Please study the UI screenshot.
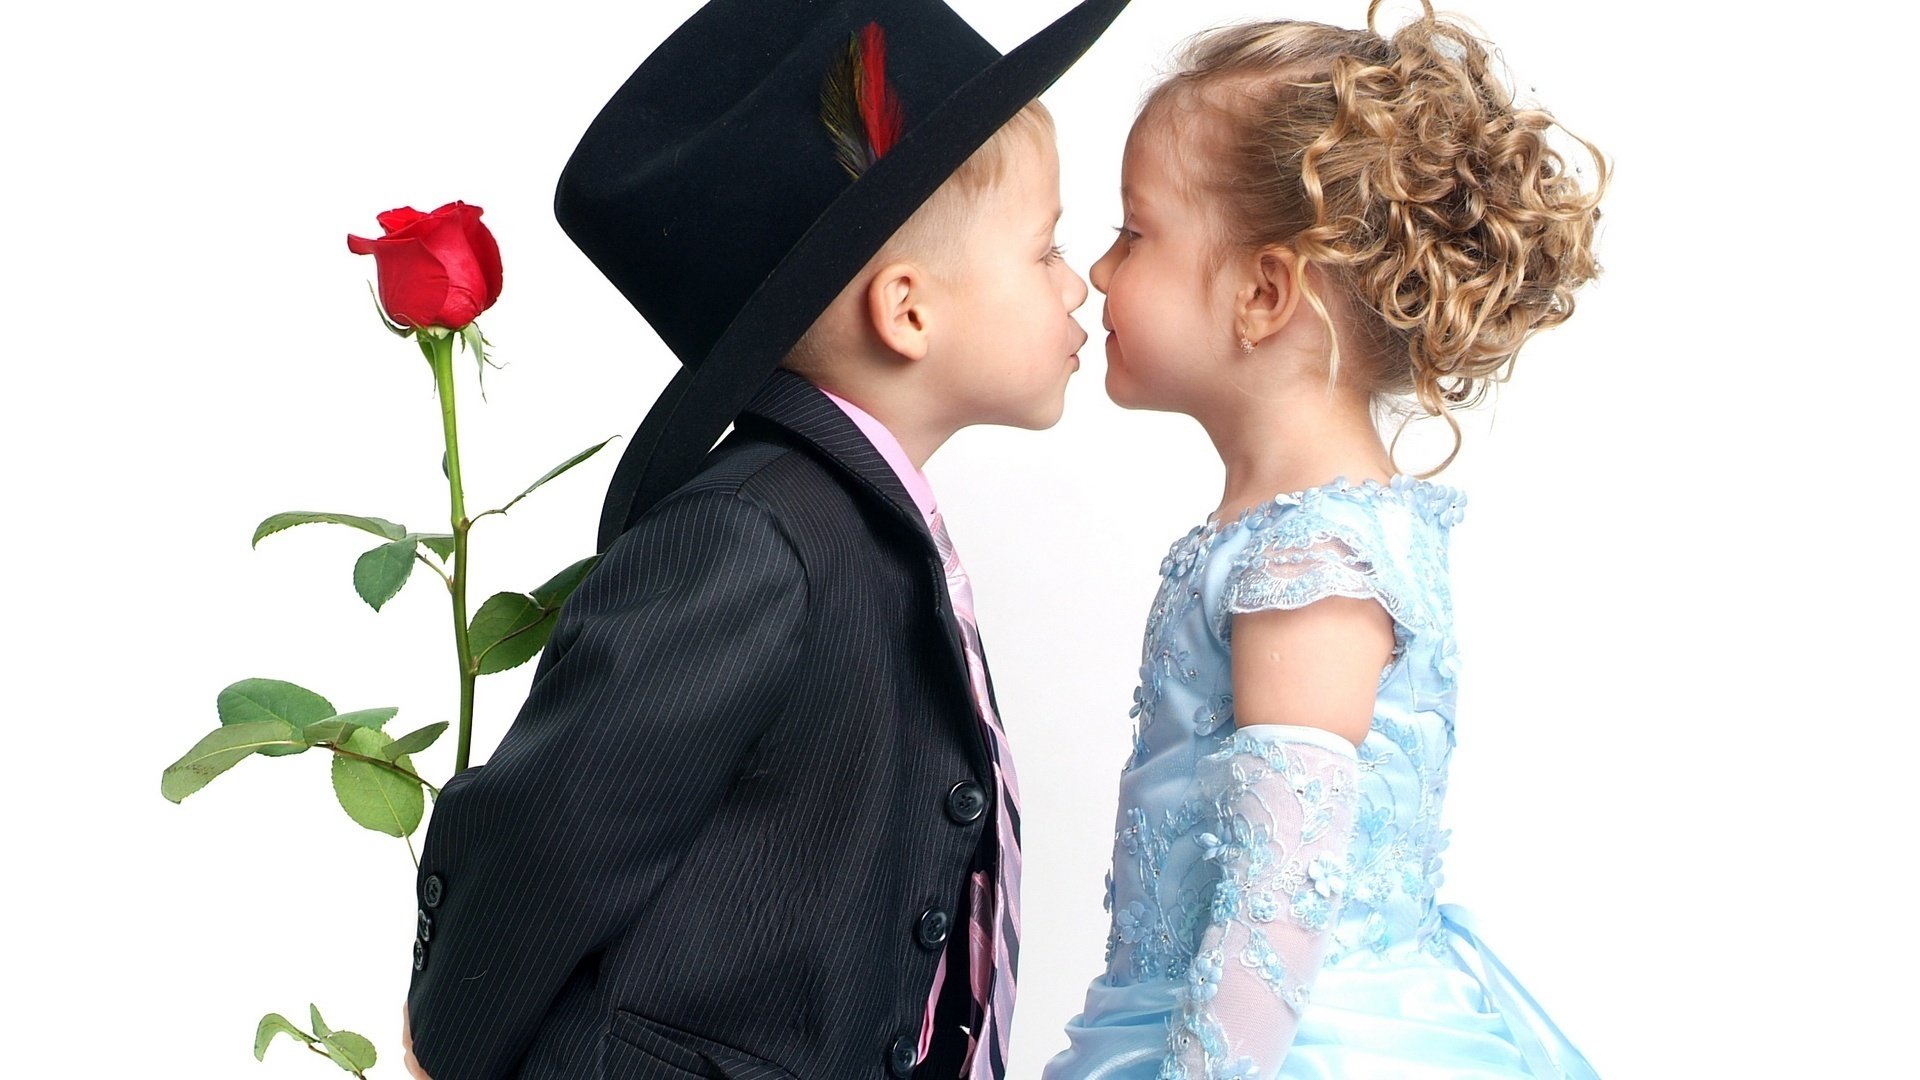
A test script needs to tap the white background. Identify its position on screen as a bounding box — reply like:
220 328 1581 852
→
4 1 1911 1076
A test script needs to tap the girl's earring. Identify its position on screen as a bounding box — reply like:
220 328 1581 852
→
1238 334 1254 353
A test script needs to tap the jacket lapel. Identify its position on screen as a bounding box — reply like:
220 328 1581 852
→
733 368 990 765
735 368 929 534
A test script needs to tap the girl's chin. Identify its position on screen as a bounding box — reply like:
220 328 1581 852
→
1103 367 1180 414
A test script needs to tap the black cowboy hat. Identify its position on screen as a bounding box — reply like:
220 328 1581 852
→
555 0 1131 553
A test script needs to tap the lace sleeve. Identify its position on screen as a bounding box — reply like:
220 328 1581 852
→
1223 505 1382 611
1216 499 1417 651
1162 725 1359 1080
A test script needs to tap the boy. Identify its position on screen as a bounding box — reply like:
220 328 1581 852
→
401 1 1129 1078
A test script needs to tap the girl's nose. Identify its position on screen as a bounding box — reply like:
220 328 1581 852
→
1090 236 1120 294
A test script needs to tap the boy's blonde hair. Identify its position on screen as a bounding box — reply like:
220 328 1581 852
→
1142 1 1607 473
783 99 1056 375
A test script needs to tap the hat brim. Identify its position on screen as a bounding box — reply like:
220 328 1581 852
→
596 0 1130 552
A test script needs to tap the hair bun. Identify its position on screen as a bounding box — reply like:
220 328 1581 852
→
1342 4 1608 406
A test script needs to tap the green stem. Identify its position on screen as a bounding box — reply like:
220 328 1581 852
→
427 332 477 774
414 550 453 590
324 743 442 798
300 1038 366 1079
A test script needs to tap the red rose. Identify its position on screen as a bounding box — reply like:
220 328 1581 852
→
347 201 503 331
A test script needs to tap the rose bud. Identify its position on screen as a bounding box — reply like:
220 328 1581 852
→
347 201 503 332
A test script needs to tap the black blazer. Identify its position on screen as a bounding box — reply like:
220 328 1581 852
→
406 368 1008 1080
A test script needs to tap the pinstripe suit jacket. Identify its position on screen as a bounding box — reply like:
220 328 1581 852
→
406 367 1005 1080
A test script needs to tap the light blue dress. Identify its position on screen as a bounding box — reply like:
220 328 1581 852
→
1042 476 1597 1080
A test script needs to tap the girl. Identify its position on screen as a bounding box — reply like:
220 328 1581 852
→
1043 4 1605 1077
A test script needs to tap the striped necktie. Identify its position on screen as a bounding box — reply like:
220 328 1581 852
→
927 508 1021 1080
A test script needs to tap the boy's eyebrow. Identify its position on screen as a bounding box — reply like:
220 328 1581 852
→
1034 206 1063 235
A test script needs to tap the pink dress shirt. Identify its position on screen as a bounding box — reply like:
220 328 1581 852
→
816 386 1002 1075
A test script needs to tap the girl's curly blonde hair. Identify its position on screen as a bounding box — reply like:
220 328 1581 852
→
1143 1 1608 473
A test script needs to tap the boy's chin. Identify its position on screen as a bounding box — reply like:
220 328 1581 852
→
1006 387 1071 430
1010 400 1068 430
956 396 1066 432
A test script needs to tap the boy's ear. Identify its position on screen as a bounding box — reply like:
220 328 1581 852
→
1238 246 1305 346
864 260 932 362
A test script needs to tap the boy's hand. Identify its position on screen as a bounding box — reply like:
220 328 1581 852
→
402 1003 432 1080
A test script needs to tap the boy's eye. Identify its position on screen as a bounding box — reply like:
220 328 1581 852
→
1045 244 1066 264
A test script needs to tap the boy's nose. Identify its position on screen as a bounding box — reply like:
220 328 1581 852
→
1067 265 1090 311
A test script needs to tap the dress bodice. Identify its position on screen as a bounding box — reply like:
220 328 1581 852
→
1101 475 1469 988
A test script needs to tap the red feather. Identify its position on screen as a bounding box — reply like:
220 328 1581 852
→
856 22 903 160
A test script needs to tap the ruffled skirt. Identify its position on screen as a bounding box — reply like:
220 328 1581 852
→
1039 906 1597 1080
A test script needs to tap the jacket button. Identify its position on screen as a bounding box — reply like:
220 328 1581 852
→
423 873 444 909
417 908 433 943
917 908 951 950
413 939 427 972
946 780 986 824
887 1034 917 1077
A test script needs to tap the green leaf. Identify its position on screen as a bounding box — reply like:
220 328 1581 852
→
384 721 449 759
493 438 614 516
216 678 336 757
460 322 501 409
309 1003 332 1039
252 511 407 549
303 708 395 746
298 719 360 746
467 557 598 675
320 1030 378 1073
529 555 599 609
468 591 550 675
353 539 416 611
162 720 300 803
458 320 495 400
332 706 397 732
414 533 456 561
330 727 424 836
460 321 499 371
254 1012 313 1061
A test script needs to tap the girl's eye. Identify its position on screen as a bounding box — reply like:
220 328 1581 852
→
1045 244 1066 264
1112 225 1139 242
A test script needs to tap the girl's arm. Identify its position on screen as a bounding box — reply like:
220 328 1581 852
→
1163 597 1387 1079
